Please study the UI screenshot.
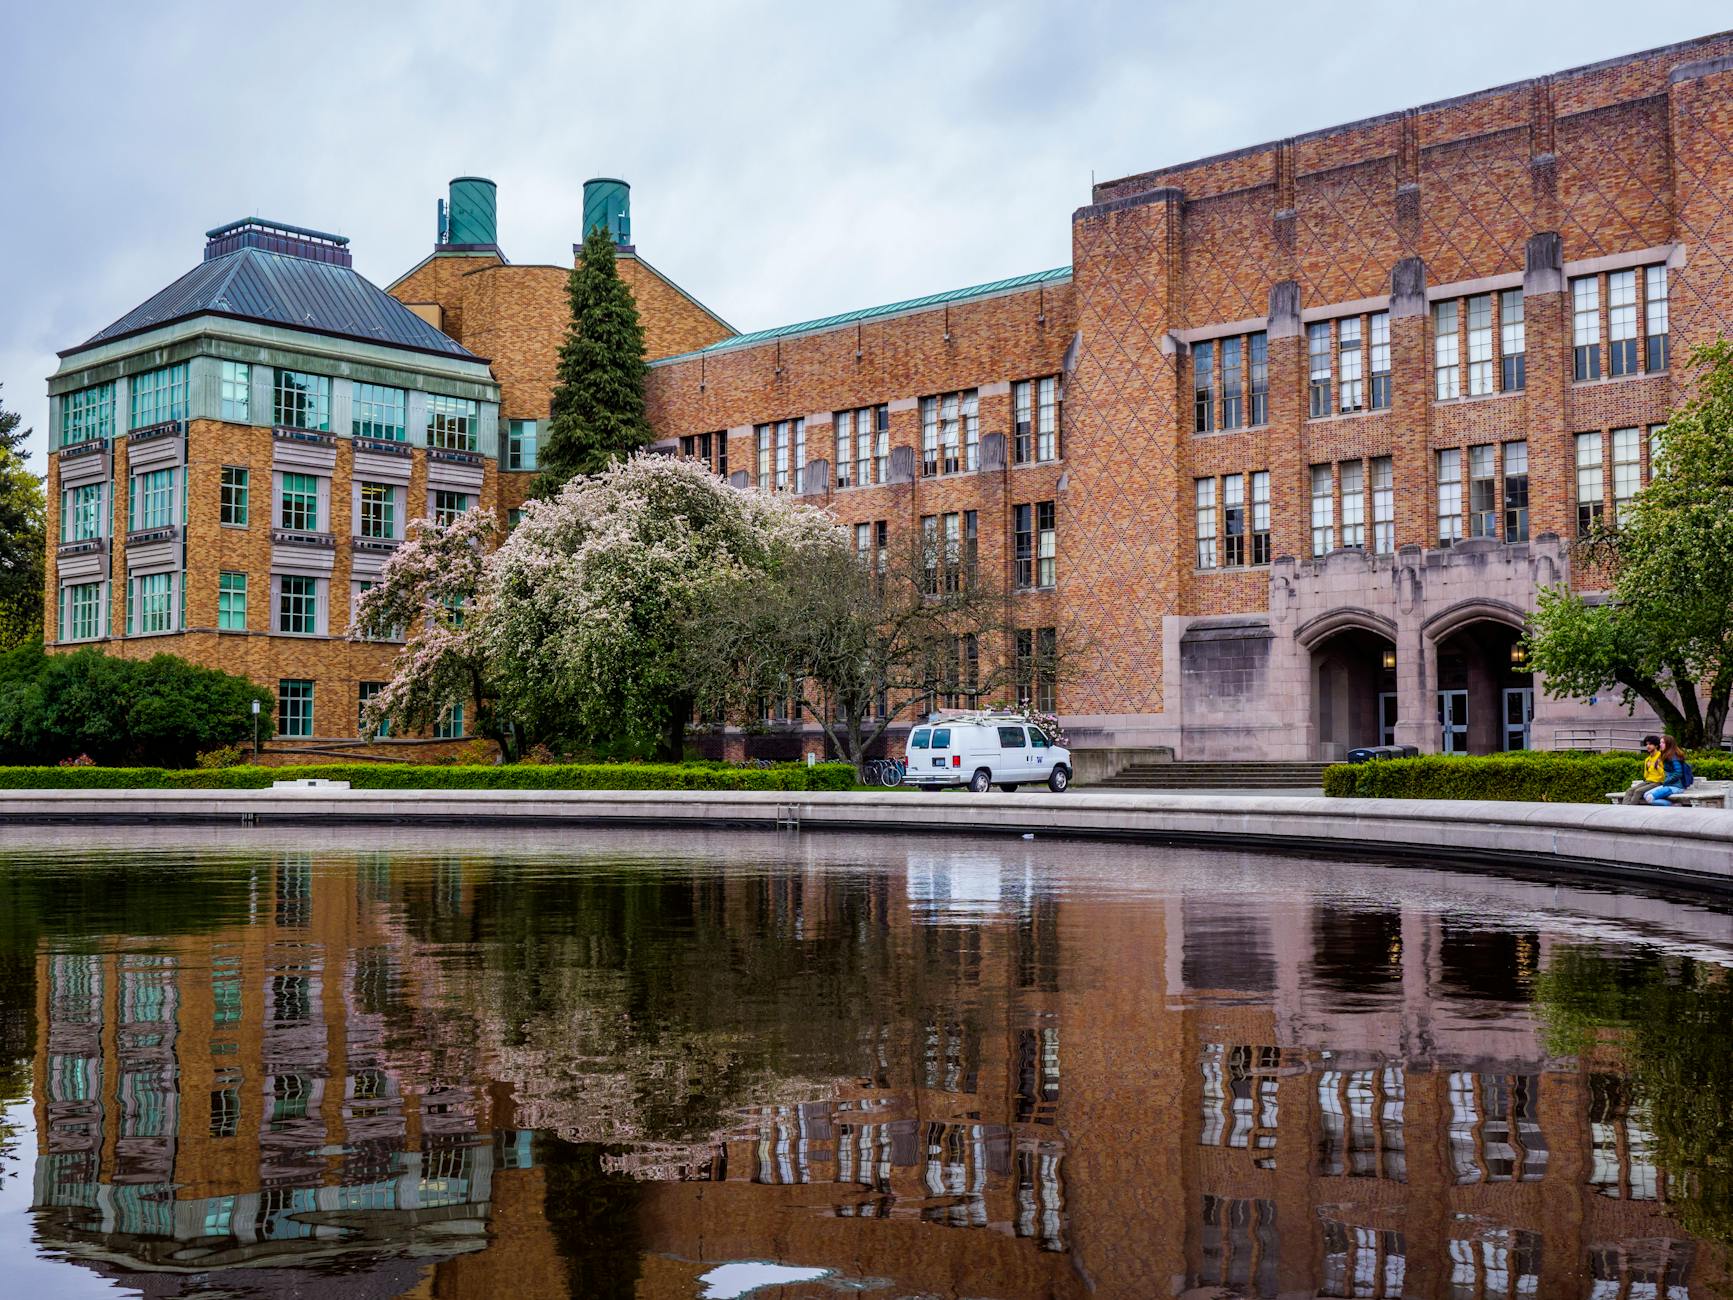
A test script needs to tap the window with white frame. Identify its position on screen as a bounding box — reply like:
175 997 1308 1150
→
1466 294 1493 396
278 472 319 532
754 418 803 491
220 466 249 526
1434 300 1460 399
1338 317 1363 413
1219 338 1243 430
1369 312 1391 409
129 468 177 532
507 419 539 470
278 679 314 738
60 483 105 543
1611 427 1641 525
358 482 397 539
273 369 331 431
1608 270 1639 377
59 582 104 641
1013 377 1061 461
60 382 115 447
219 361 250 422
1222 473 1245 567
1193 340 1214 433
353 384 407 440
839 406 889 485
1468 445 1497 538
128 571 175 635
1195 478 1217 569
1576 432 1604 537
1249 332 1269 426
1308 323 1331 417
1503 440 1528 542
1251 471 1271 565
1035 501 1056 588
1310 464 1334 556
834 412 855 488
426 395 478 451
1500 290 1525 391
920 390 977 475
1572 276 1601 380
1645 265 1669 372
1372 457 1394 555
1437 449 1463 546
129 363 188 429
1340 459 1365 549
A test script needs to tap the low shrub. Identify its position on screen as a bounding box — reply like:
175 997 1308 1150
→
1323 752 1733 802
0 761 858 793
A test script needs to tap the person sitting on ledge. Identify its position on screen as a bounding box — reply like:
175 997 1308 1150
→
1643 736 1694 807
1621 734 1665 805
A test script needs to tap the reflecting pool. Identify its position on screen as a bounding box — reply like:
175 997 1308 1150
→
0 826 1729 1299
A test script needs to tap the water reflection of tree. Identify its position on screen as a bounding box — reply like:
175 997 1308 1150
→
1535 946 1733 1247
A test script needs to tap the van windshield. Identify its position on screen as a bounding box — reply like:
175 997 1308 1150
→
931 728 951 748
911 729 930 749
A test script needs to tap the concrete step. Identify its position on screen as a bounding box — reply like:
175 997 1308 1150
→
1093 761 1329 790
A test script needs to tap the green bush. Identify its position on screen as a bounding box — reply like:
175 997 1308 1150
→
1323 752 1733 802
0 760 857 793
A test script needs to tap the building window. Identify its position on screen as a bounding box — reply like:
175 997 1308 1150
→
1251 471 1271 565
1310 464 1334 556
1572 276 1601 381
1369 312 1391 410
427 395 478 451
433 490 469 525
219 361 250 422
1222 473 1245 567
59 582 104 641
921 390 977 475
357 682 388 737
1468 445 1496 539
1194 340 1215 432
1503 440 1529 542
1308 322 1331 418
1338 318 1363 413
220 467 248 526
1195 478 1217 569
1015 628 1057 713
1371 457 1394 555
129 468 177 532
1606 269 1640 377
505 419 539 470
754 418 803 491
358 483 396 539
836 406 886 486
60 483 105 543
353 384 407 440
1249 331 1269 426
278 679 314 738
1645 265 1669 372
1013 504 1034 589
129 363 188 429
920 515 940 594
279 472 319 532
1035 501 1056 588
1437 449 1463 546
435 701 464 740
276 575 318 636
1218 338 1243 430
1466 294 1493 396
1340 460 1365 550
1434 300 1460 399
1612 427 1641 525
1576 433 1604 537
129 572 175 635
834 415 854 488
218 572 247 631
1500 290 1525 391
1014 377 1061 462
273 369 330 431
59 382 116 447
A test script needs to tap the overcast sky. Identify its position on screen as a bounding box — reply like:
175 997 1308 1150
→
1 1 1722 471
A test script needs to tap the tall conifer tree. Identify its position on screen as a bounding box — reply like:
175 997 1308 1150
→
534 225 651 496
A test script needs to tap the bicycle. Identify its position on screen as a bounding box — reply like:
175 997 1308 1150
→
876 757 905 788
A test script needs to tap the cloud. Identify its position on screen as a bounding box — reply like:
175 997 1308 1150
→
1 0 1717 471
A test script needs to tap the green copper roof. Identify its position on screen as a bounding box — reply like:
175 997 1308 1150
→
653 265 1071 365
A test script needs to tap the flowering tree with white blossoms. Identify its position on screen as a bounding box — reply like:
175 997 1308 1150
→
353 506 498 744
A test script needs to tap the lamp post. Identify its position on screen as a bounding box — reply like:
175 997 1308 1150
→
252 698 261 763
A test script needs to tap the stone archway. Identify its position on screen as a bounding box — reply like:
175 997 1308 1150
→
1298 610 1399 761
1422 601 1534 754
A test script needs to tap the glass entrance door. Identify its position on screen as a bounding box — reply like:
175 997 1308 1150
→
1503 687 1534 751
1378 693 1398 747
1438 690 1468 754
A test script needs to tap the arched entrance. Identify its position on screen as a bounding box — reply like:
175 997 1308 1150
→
1306 621 1398 761
1428 608 1534 754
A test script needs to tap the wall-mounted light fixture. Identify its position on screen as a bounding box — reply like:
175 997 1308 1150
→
1381 649 1397 670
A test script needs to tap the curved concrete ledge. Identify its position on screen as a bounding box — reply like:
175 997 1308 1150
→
2 788 1730 892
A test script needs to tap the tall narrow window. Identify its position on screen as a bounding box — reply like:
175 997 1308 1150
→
129 572 174 635
353 384 407 440
1369 312 1391 410
792 418 807 492
1194 340 1214 432
920 397 939 476
1612 427 1641 525
1608 270 1638 377
1035 501 1056 588
1576 432 1605 537
1036 377 1059 460
1466 294 1493 396
775 420 794 491
1502 440 1529 542
1251 471 1271 565
1222 473 1245 567
61 483 105 543
1195 478 1217 569
834 410 854 488
1308 323 1331 418
358 483 395 539
963 510 979 585
1645 266 1669 372
755 425 771 486
1013 504 1034 590
219 361 251 422
1035 627 1057 713
59 582 105 641
1468 445 1497 538
1437 449 1463 546
130 468 177 532
1572 276 1601 381
1340 460 1365 549
506 419 539 470
872 406 889 483
1013 381 1034 463
961 390 979 472
1337 318 1363 414
1371 457 1394 555
279 473 319 532
1249 332 1269 426
1434 300 1460 399
1500 290 1525 391
358 682 388 737
941 393 961 474
1310 464 1335 556
1219 339 1243 429
221 467 249 526
218 572 247 631
942 512 963 593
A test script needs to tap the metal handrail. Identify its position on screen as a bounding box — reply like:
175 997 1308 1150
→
1551 726 1650 751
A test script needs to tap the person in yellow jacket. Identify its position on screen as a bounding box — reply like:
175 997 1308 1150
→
1621 734 1664 804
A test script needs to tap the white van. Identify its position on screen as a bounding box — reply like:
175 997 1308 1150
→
902 712 1072 793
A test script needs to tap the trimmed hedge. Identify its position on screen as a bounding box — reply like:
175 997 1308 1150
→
1323 752 1733 802
0 761 857 793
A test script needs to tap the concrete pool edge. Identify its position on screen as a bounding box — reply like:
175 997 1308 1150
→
1 788 1730 892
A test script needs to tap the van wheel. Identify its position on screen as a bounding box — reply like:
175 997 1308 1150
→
999 784 1020 793
969 769 993 794
1047 766 1070 793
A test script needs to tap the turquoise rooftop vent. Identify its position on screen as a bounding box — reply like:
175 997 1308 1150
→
444 176 498 248
582 178 631 247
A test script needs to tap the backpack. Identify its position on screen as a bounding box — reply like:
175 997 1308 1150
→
1679 760 1695 789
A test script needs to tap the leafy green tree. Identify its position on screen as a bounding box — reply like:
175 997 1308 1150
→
0 384 45 650
533 226 651 496
1527 340 1733 747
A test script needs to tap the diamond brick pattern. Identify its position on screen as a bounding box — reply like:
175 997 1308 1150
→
1418 131 1535 285
1293 158 1402 305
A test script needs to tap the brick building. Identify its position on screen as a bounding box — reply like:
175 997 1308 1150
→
43 35 1733 759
